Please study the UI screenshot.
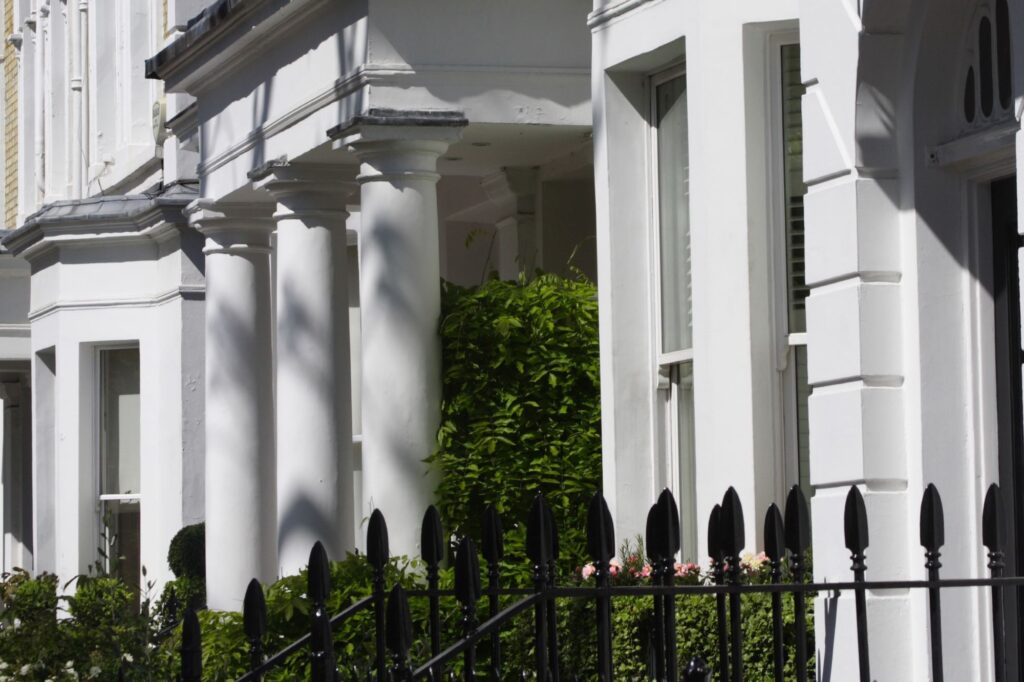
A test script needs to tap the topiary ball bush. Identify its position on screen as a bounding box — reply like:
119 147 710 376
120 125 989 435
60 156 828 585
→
168 522 205 579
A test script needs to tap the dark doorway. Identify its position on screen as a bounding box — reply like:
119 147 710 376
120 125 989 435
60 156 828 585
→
992 175 1022 680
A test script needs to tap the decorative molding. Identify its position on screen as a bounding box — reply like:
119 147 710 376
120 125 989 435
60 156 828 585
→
197 63 589 181
2 182 199 260
28 286 206 322
196 66 368 177
928 119 1017 171
587 0 657 30
326 108 468 141
147 0 332 89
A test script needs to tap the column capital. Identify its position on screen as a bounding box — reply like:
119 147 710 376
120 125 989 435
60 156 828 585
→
185 199 275 255
250 161 358 220
328 109 467 183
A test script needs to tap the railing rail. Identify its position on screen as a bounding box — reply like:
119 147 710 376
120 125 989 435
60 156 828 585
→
178 482 1021 681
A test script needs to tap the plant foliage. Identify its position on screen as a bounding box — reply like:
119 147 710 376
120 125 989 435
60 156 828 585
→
0 570 162 679
168 523 205 579
430 273 602 581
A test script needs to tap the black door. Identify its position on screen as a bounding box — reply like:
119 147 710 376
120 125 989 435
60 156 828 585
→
992 175 1022 680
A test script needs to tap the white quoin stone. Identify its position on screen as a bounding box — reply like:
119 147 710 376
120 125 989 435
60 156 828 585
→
256 164 358 574
337 121 464 558
188 201 277 610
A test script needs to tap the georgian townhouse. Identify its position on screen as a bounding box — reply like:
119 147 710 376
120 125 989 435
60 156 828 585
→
0 0 1020 679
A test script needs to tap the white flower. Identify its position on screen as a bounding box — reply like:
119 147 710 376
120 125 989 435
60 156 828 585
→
87 666 101 679
18 665 30 676
0 662 8 670
64 661 74 669
121 653 133 663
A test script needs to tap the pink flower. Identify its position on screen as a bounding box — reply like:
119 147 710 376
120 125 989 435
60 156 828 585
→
609 559 622 577
581 564 596 580
674 562 700 577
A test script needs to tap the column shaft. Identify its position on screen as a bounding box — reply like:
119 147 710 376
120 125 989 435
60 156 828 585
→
344 129 461 556
192 205 276 610
262 169 355 574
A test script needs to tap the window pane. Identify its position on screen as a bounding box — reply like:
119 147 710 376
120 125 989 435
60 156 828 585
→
781 45 807 334
656 75 692 353
101 348 140 495
103 499 140 596
675 362 698 562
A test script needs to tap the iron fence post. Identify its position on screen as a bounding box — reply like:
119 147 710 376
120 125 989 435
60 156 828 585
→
984 484 1006 682
844 486 871 682
243 578 267 680
386 584 414 682
721 488 745 682
368 510 391 682
308 542 336 682
920 484 945 682
707 505 729 682
785 486 811 682
587 492 615 682
764 504 786 682
422 506 445 681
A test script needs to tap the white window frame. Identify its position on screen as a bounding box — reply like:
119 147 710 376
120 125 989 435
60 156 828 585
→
765 30 809 497
95 344 141 576
648 60 698 561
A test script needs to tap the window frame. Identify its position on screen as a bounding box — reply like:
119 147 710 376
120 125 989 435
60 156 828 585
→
94 344 141 579
765 30 809 498
649 61 691 367
648 60 698 560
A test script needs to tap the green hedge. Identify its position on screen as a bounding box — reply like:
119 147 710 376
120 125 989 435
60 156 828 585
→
429 273 602 582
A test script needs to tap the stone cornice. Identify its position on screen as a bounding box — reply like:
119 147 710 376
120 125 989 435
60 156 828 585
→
326 108 469 141
146 0 268 81
1 182 200 261
146 0 331 92
587 0 657 31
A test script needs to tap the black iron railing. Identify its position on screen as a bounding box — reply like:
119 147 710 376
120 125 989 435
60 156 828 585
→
179 483 1024 681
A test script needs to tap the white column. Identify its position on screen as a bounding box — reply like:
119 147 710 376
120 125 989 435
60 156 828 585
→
255 164 357 574
481 168 539 280
337 117 464 557
187 201 276 610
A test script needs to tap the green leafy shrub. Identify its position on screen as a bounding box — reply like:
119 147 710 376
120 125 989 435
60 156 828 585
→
168 523 205 579
430 273 602 582
0 571 163 679
160 523 207 622
156 552 462 681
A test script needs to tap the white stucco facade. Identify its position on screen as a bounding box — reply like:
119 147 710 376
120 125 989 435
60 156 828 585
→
0 0 1020 678
592 0 1024 679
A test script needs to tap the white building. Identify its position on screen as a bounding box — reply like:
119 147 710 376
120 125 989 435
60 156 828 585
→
0 0 1021 679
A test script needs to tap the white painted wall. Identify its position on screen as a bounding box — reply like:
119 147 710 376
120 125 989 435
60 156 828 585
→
20 226 204 593
592 0 799 553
